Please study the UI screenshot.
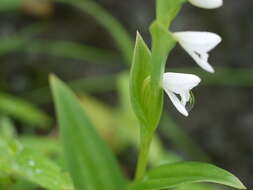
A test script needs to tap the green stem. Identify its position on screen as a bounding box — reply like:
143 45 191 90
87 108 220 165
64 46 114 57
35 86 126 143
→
134 128 154 182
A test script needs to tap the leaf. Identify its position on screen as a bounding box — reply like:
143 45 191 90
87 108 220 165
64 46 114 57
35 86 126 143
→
174 183 220 190
0 116 17 138
129 32 152 127
0 138 73 190
79 94 119 150
129 162 246 190
24 40 119 64
20 136 62 157
50 75 127 190
13 148 73 190
0 93 52 128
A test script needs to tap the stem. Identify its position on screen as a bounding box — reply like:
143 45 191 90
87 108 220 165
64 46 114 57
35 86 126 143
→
134 128 154 182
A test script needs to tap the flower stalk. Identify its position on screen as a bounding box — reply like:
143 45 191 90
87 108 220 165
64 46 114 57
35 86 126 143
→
131 0 223 183
134 127 154 181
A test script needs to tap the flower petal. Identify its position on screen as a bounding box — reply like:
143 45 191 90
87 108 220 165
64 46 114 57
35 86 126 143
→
173 32 221 73
180 91 191 106
173 32 222 52
188 0 223 9
164 90 189 117
162 72 201 94
184 49 215 73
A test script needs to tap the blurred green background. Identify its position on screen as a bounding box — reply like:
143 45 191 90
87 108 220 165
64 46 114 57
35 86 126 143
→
0 0 252 189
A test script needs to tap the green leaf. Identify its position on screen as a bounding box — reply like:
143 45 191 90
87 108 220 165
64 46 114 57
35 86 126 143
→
20 136 62 157
0 93 52 128
129 162 246 190
0 116 16 138
13 148 73 190
174 183 220 190
130 33 151 126
130 33 163 130
50 75 127 190
0 138 73 190
24 40 119 64
156 0 185 27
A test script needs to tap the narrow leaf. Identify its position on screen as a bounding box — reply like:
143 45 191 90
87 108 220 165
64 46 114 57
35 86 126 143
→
24 40 118 64
0 93 51 128
130 32 152 127
0 116 16 138
129 162 246 190
50 75 127 190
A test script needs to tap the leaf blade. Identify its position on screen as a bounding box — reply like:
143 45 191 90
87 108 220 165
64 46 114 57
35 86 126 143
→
50 75 127 190
0 93 51 128
129 162 246 190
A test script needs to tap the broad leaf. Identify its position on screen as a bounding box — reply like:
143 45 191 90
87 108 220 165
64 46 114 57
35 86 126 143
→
129 161 246 190
50 75 127 190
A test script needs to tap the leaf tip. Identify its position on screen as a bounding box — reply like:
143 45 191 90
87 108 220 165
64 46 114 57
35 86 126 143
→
49 73 57 83
236 180 247 190
135 31 145 44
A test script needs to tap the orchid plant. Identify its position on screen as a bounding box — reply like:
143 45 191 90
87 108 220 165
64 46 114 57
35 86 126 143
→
48 0 246 190
130 0 244 186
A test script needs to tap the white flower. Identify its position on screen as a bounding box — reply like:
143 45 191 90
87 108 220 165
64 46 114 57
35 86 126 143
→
162 72 201 116
188 0 223 9
173 31 222 73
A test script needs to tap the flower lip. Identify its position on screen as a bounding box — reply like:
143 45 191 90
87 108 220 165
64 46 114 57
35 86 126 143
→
188 0 223 9
162 72 201 116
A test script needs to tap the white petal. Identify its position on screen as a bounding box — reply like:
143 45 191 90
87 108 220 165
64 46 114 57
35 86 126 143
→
164 90 189 117
162 72 201 94
184 48 215 73
173 32 222 52
180 91 191 106
188 0 223 9
173 32 221 73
